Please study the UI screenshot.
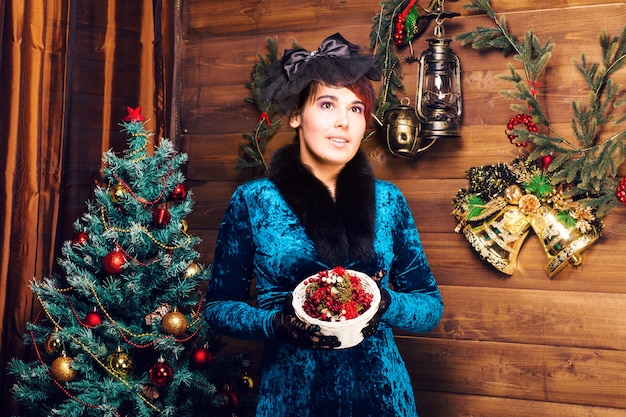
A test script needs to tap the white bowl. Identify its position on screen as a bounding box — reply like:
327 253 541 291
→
292 269 381 349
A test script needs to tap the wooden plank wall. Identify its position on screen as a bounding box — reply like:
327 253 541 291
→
177 1 626 415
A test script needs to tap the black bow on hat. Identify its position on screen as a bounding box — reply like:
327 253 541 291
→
261 33 381 113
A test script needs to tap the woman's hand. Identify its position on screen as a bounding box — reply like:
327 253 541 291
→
272 294 341 349
362 270 391 338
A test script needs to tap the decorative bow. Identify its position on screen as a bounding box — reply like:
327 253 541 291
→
282 33 353 79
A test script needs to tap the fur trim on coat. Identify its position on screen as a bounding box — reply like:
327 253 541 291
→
267 144 375 266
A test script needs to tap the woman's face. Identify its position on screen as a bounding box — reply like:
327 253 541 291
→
290 84 366 171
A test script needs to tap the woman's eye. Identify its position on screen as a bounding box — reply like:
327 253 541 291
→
320 101 334 109
351 105 364 114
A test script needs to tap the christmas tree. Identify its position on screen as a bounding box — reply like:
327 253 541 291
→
7 107 255 417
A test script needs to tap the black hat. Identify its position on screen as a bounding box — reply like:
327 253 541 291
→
261 33 381 114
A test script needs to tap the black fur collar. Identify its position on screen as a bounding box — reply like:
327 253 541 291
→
267 144 376 266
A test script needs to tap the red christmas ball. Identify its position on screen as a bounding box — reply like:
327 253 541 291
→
216 389 239 411
103 251 126 275
149 359 174 387
171 183 187 201
84 310 103 328
189 346 213 370
541 155 553 170
72 231 89 246
153 207 171 228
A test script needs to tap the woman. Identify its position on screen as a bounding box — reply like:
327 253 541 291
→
205 33 444 417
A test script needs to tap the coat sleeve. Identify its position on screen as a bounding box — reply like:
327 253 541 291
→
204 186 276 340
382 186 444 333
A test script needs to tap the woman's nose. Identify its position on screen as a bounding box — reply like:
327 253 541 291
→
335 110 349 128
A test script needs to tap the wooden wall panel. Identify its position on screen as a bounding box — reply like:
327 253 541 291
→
178 0 626 415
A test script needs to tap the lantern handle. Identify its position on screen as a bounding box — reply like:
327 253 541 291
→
415 136 438 153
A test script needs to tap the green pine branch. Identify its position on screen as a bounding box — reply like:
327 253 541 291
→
238 37 283 173
370 0 409 120
457 0 626 217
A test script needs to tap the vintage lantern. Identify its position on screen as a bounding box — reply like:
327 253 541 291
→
416 5 462 139
380 98 437 158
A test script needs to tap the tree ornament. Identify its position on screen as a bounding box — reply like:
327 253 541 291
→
72 230 89 246
110 184 127 204
238 372 254 391
103 250 126 275
140 383 160 400
189 345 213 370
153 206 171 228
83 309 103 328
180 218 189 234
145 303 171 326
162 309 188 337
44 332 63 356
149 358 174 387
216 385 239 411
51 353 77 382
184 262 200 279
107 347 134 379
505 114 538 147
123 106 145 123
171 183 187 201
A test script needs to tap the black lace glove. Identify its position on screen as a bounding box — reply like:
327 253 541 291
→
362 270 391 338
272 294 341 349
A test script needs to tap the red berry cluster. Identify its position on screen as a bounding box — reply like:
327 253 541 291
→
616 177 626 206
302 268 373 322
505 114 538 147
394 15 406 46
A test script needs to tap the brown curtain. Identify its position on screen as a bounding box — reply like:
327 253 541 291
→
0 0 176 414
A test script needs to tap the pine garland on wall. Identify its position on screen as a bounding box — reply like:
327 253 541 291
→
455 0 626 217
452 0 626 277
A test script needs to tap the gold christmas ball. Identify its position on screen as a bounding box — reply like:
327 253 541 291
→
44 333 62 356
162 310 188 337
504 185 524 204
239 373 254 391
110 184 127 204
107 349 134 379
180 218 189 234
184 262 200 279
51 355 77 382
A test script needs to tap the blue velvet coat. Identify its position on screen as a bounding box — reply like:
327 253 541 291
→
205 145 443 417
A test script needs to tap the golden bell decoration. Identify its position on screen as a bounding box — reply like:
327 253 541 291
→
51 352 77 382
107 347 134 379
162 309 188 337
528 206 601 278
462 202 531 275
